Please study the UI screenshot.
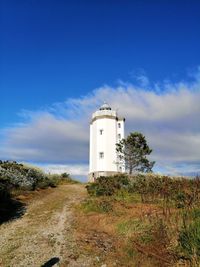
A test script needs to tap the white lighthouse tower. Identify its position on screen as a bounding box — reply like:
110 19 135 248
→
89 103 125 182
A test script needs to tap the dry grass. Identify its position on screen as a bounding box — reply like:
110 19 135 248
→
75 196 184 267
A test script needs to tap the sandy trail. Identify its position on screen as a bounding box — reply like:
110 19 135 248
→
0 184 93 267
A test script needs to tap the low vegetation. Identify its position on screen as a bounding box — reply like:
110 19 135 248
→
0 160 76 223
1 159 199 266
80 173 200 266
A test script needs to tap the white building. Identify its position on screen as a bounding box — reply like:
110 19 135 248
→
89 103 125 182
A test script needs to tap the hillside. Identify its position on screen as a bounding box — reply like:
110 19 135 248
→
1 174 200 267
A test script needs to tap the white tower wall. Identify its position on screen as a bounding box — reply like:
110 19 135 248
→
89 104 125 182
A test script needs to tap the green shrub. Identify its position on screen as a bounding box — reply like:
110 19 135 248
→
86 174 130 196
61 172 70 179
0 161 72 195
60 173 79 184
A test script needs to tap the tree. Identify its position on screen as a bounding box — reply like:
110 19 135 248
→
116 132 155 174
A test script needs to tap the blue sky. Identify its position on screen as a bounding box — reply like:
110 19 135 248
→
1 0 200 179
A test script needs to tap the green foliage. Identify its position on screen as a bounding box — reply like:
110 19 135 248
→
175 192 187 208
189 208 200 220
86 174 130 196
113 189 136 203
36 174 60 189
87 173 200 210
60 173 79 184
61 172 70 179
178 217 200 264
0 160 71 199
0 160 75 225
117 218 150 236
116 132 155 174
128 174 200 210
129 173 163 202
81 198 113 213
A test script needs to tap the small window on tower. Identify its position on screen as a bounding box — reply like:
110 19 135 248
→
100 129 103 135
99 152 104 159
118 123 121 128
118 134 121 139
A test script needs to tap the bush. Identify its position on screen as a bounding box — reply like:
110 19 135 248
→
128 173 200 208
61 173 79 184
0 162 47 191
0 161 70 194
46 174 60 188
86 174 130 196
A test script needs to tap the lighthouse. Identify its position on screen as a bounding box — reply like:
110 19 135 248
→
89 103 125 182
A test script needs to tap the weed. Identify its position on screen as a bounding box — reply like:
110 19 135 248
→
81 198 113 213
117 218 150 237
139 231 154 244
178 215 200 265
113 189 136 203
124 238 138 258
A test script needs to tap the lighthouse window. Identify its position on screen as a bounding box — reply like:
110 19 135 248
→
99 152 104 159
99 129 103 135
118 123 121 128
118 134 121 139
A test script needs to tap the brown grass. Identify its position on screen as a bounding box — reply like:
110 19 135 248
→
74 197 182 267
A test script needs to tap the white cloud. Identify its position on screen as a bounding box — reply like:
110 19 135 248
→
1 113 88 163
0 69 200 176
41 163 88 176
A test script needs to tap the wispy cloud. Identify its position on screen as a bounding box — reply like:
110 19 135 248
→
0 69 200 177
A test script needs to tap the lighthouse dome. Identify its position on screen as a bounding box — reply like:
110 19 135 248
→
99 103 111 111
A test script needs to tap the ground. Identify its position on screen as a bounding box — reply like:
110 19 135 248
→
0 184 99 267
0 183 188 267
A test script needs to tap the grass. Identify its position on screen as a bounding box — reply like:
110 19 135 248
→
113 189 140 203
77 190 190 266
117 218 151 237
80 197 113 213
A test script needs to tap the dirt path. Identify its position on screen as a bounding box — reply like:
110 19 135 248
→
0 184 94 267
